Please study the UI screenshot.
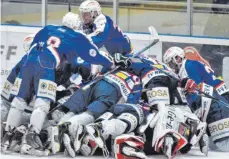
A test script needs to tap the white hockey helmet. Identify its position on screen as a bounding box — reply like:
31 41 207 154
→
23 33 36 52
79 0 102 24
163 46 185 70
62 12 81 30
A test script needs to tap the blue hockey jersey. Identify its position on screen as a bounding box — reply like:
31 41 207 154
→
31 25 114 68
83 14 132 55
179 59 228 95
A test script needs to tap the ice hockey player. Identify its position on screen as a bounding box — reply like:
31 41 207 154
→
1 34 36 143
163 46 229 152
1 12 120 156
163 46 229 102
82 55 207 159
1 33 35 122
78 0 133 55
49 55 142 157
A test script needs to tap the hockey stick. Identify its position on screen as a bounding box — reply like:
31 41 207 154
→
81 26 159 90
48 26 160 115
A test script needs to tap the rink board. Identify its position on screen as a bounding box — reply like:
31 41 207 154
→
1 25 229 90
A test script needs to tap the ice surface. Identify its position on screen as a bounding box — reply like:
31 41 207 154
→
1 148 229 159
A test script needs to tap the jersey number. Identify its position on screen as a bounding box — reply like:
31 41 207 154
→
47 36 61 48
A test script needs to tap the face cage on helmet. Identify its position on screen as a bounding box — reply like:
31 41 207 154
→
167 55 183 69
80 9 98 25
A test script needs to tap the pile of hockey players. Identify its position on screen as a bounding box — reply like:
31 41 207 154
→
1 0 229 158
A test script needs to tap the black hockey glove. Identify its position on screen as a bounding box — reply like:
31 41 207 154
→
114 53 132 69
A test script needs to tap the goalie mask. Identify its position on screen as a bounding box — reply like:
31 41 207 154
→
163 46 185 73
114 134 147 159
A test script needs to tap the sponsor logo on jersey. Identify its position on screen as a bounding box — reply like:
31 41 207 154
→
11 77 22 96
116 72 128 80
89 49 97 57
142 69 165 87
146 87 170 106
105 71 135 100
2 80 13 100
216 82 228 95
200 83 213 95
41 82 47 89
37 79 57 101
147 89 168 98
208 118 229 142
106 74 130 100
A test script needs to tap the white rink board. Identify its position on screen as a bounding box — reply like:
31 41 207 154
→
1 25 229 91
1 148 229 159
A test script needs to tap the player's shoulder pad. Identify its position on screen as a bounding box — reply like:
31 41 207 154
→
185 59 204 70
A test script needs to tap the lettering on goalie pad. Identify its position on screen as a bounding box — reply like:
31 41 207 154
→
208 118 229 142
37 79 57 101
2 80 13 100
11 77 22 96
152 106 189 148
146 87 170 106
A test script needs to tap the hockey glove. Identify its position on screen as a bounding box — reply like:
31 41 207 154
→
180 78 198 94
114 53 132 69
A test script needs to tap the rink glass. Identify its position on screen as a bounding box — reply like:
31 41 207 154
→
1 0 228 38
